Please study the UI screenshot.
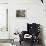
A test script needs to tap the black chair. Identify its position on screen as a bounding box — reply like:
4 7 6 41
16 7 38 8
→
19 23 40 46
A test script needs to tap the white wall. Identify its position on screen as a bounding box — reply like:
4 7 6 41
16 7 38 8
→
9 0 46 46
0 0 8 3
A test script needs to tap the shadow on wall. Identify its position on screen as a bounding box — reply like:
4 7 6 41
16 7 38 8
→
40 25 45 46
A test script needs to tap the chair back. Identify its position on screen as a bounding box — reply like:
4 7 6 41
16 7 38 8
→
27 23 40 35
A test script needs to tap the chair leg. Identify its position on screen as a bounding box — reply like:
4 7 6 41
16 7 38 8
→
30 39 34 46
20 41 21 45
30 41 34 46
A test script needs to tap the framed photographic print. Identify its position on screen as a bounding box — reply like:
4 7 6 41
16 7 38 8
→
16 10 26 17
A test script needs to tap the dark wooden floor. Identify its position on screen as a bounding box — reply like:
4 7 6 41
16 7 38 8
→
19 41 43 46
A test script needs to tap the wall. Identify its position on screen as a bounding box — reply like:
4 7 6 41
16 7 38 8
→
0 0 8 3
9 0 46 46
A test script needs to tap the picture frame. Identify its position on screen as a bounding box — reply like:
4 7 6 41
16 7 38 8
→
16 10 26 17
